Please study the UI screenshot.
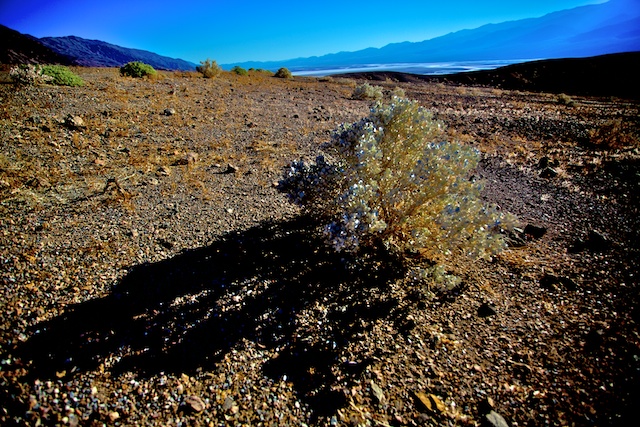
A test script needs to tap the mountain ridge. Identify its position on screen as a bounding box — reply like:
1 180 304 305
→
0 25 196 71
226 0 640 71
38 35 197 70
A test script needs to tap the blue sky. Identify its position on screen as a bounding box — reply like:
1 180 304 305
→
0 0 607 64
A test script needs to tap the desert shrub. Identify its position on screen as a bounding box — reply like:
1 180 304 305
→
196 58 222 78
40 65 84 86
274 67 293 79
279 97 511 265
557 93 575 106
391 86 406 98
352 83 383 100
253 68 274 76
231 66 248 76
590 119 638 149
120 61 157 78
9 64 53 85
9 64 84 86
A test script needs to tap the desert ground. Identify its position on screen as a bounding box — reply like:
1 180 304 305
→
0 67 638 426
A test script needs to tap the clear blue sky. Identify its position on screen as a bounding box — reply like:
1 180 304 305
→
0 0 607 64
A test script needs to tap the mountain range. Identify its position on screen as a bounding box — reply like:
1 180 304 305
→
0 24 197 71
1 0 639 74
227 0 640 72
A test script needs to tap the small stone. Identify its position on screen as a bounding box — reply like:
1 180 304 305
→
478 302 497 318
183 395 205 413
108 411 120 422
185 152 198 163
414 392 446 413
164 108 176 116
484 410 509 427
175 152 198 165
226 163 237 174
370 380 385 404
64 115 85 129
222 396 235 412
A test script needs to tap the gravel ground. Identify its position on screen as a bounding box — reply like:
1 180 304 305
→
1 68 639 426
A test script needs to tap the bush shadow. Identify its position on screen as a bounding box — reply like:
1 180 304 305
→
12 215 406 418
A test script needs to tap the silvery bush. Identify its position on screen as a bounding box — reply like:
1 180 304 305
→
280 97 511 266
9 64 53 85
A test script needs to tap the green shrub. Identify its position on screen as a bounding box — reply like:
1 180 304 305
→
253 68 274 76
231 65 248 76
274 67 293 79
120 61 157 78
196 58 222 78
41 65 84 86
352 83 383 100
279 97 511 265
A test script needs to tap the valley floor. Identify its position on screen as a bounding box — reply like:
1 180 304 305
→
0 68 639 426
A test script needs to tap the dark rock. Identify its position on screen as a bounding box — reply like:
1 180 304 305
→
478 302 497 318
584 328 605 351
157 238 174 250
225 163 237 174
539 167 558 178
586 230 611 252
537 156 559 169
164 108 176 116
524 224 547 239
537 156 550 169
569 229 612 253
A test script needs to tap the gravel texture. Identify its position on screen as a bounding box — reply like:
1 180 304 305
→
1 68 639 426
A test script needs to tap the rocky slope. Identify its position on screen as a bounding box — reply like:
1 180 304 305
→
0 68 638 426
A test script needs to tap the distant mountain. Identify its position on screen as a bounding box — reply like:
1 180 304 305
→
0 24 76 65
0 25 197 71
227 0 640 72
38 36 196 70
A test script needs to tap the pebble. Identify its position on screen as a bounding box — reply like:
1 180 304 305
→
164 108 176 116
64 114 85 129
183 395 206 413
485 410 510 427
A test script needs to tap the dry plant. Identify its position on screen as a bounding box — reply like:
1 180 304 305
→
280 97 514 271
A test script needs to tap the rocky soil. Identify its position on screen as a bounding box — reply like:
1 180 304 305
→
0 67 639 426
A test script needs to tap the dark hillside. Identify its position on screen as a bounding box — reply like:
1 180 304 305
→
0 24 76 65
340 52 640 99
38 35 197 70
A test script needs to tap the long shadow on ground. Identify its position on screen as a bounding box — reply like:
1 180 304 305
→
11 215 406 418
